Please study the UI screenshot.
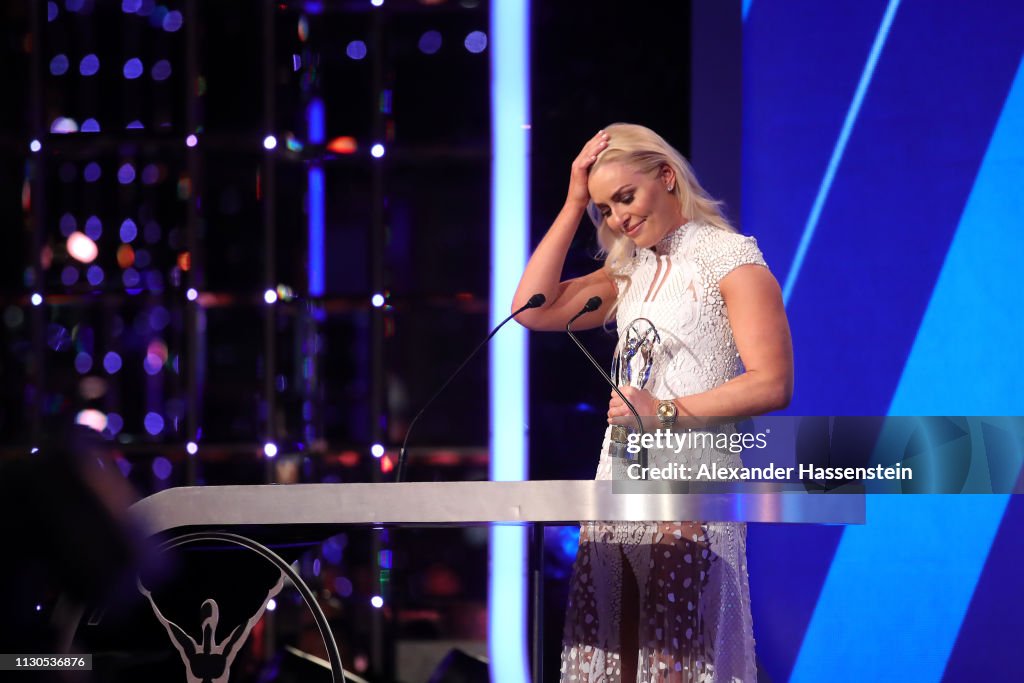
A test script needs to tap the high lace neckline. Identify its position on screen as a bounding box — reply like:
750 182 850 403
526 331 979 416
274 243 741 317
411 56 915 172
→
652 221 698 256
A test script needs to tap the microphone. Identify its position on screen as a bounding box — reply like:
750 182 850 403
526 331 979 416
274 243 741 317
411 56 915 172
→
395 293 546 482
565 297 648 469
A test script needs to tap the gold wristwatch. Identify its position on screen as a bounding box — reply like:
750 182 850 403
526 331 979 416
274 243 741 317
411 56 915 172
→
656 399 678 428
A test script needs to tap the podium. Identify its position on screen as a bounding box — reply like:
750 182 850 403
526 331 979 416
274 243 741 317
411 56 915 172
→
128 481 864 682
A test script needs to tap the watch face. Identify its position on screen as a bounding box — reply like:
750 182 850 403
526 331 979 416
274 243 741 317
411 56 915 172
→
657 402 676 417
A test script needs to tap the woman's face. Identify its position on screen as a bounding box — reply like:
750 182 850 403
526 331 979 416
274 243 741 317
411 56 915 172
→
587 161 684 249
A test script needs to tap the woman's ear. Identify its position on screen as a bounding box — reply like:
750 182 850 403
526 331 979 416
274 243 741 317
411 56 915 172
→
661 164 676 192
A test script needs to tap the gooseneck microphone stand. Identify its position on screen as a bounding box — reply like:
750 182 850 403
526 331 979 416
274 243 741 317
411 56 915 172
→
565 296 649 470
395 293 546 483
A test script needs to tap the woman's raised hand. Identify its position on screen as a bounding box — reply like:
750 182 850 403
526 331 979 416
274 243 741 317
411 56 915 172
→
566 130 610 208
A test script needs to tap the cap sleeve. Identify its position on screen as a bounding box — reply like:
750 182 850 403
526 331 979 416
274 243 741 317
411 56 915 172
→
704 230 768 283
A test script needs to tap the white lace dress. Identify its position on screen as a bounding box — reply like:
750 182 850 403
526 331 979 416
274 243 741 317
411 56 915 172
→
559 221 766 682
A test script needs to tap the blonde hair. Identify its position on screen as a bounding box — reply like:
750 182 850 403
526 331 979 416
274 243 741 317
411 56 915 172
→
587 123 735 282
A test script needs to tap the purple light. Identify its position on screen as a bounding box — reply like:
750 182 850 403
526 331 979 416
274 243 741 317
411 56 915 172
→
334 576 353 597
149 306 169 330
49 54 68 75
120 218 138 242
83 162 101 182
185 134 198 147
371 143 385 158
126 120 144 129
346 40 367 60
84 215 102 239
48 2 58 21
152 456 172 479
123 58 143 79
51 117 78 134
30 139 42 152
134 249 151 268
59 213 77 236
79 54 99 77
162 10 182 32
135 0 154 16
115 458 131 475
144 352 163 375
121 0 141 12
61 265 79 286
144 412 165 435
313 558 321 576
371 0 383 7
122 268 140 288
106 412 124 435
264 443 278 458
141 164 159 184
103 351 122 374
65 0 84 11
143 221 160 243
465 30 487 53
74 352 92 374
86 265 104 286
146 270 164 293
117 163 136 184
292 54 301 71
418 30 442 55
186 288 198 301
81 118 100 132
151 59 172 81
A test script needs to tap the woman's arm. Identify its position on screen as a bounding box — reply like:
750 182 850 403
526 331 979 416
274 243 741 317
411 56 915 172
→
512 132 617 332
608 264 793 425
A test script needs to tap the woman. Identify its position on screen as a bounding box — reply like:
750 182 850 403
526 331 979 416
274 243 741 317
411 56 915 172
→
513 124 793 682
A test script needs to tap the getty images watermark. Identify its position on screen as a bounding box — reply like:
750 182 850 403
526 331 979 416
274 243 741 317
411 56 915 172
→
622 428 913 483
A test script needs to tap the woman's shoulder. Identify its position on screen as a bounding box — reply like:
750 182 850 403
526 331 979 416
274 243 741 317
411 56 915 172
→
692 223 768 281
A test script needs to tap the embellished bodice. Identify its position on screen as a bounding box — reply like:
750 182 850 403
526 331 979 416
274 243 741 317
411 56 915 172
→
611 221 768 400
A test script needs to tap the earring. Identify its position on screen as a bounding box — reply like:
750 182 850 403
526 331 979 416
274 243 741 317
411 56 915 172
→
667 184 675 192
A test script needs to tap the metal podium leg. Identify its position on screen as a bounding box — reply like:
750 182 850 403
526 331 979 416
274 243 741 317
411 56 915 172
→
530 522 545 682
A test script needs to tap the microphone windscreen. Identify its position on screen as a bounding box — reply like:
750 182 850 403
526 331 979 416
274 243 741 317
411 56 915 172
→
585 296 602 312
526 293 547 309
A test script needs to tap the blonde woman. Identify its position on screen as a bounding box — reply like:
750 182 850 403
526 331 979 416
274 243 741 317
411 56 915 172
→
513 124 793 681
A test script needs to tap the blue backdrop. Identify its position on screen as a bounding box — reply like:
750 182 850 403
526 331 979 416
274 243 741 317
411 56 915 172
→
741 1 1024 680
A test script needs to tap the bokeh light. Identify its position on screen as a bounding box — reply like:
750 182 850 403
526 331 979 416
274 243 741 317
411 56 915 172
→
264 442 278 458
418 30 442 55
144 412 165 435
84 215 102 239
371 143 385 158
81 118 100 132
49 54 68 76
79 54 99 76
152 456 172 479
151 59 172 81
83 162 101 182
86 265 104 286
123 58 143 79
117 163 136 184
103 351 122 374
67 232 98 263
120 218 138 242
464 31 487 53
162 10 182 32
346 40 367 60
263 135 277 150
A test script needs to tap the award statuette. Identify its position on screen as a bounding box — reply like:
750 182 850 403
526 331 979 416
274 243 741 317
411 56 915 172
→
609 318 661 462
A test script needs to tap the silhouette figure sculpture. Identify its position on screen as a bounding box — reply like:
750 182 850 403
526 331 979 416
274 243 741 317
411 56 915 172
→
139 574 285 683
